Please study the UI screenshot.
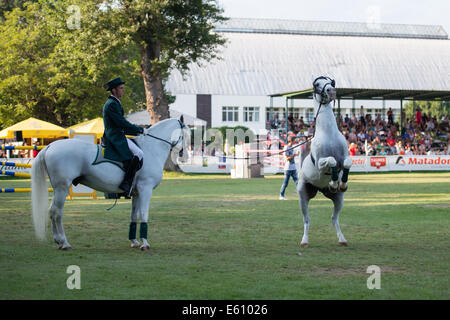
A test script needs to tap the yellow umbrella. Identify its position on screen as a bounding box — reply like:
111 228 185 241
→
68 117 104 140
0 117 68 139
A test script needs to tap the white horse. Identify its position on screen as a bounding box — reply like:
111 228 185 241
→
32 118 188 251
297 76 352 247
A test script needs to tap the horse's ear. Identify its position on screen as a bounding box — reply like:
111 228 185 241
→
180 115 184 124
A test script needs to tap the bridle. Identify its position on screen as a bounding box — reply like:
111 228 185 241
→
312 76 336 120
144 119 186 157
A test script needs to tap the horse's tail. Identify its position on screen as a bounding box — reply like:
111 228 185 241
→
31 146 49 241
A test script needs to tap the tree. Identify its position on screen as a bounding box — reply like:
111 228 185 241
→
403 100 450 121
1 0 227 170
99 0 227 170
0 0 36 20
0 1 146 128
113 0 227 124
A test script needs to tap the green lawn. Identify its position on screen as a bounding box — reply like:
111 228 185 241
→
0 172 449 299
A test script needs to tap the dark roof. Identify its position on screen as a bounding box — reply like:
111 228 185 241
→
215 18 448 40
270 88 450 101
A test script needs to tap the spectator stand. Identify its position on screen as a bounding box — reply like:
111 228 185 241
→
268 87 450 156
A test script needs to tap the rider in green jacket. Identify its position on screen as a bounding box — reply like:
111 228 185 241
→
102 77 147 195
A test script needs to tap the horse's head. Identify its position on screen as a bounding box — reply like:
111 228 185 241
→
169 116 189 163
313 76 336 105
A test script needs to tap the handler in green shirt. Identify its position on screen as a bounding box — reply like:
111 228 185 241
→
102 77 148 195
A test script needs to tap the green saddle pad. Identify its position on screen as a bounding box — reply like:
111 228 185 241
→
92 145 125 172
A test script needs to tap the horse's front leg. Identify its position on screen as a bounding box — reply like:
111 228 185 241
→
318 156 338 193
129 196 140 248
338 157 352 192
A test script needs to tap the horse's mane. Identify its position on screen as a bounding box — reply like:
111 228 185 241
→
132 118 178 144
147 118 177 132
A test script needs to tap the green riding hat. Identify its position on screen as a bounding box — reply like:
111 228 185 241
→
105 77 125 91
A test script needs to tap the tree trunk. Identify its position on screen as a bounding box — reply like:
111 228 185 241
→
140 43 181 172
140 43 169 125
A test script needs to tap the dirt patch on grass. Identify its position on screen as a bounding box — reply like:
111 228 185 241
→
420 204 450 209
308 265 409 277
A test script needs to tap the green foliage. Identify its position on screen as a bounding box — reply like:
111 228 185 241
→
0 0 227 128
212 125 252 143
0 0 145 128
0 0 36 20
111 0 228 77
403 100 450 121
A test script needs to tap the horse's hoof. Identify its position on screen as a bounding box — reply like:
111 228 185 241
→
300 243 308 248
61 246 72 251
130 240 140 248
339 242 348 247
338 184 348 192
140 245 150 251
328 186 338 193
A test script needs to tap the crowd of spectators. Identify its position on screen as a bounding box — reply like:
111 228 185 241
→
269 106 449 156
0 140 41 158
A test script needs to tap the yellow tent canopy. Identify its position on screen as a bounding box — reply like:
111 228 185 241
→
0 117 68 139
68 117 104 139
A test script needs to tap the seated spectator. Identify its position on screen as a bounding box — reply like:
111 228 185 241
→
32 140 40 158
405 145 413 155
344 114 350 125
386 135 395 148
348 143 357 156
348 130 357 143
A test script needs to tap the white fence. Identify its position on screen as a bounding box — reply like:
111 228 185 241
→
179 154 450 174
3 155 449 178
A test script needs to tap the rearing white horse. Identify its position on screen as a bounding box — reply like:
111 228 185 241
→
32 118 188 251
297 76 352 248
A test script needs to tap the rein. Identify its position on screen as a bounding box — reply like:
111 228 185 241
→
144 120 184 150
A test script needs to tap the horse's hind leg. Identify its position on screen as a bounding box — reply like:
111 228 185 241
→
129 196 140 248
49 185 72 250
297 180 317 248
330 192 348 246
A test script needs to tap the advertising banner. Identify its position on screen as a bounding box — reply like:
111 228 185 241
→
350 155 450 172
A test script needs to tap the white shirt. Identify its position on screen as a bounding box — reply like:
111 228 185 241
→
284 145 297 171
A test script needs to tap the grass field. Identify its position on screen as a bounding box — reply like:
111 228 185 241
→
0 172 449 299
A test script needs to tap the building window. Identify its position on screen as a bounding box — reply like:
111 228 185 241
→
306 108 314 123
266 107 285 121
243 107 260 122
222 106 239 122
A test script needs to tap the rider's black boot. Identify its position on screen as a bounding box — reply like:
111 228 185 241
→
119 156 142 196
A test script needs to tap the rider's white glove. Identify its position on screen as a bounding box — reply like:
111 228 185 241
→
143 127 151 135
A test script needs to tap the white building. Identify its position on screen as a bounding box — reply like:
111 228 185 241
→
166 18 450 132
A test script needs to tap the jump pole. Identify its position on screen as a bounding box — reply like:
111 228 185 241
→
1 145 45 151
